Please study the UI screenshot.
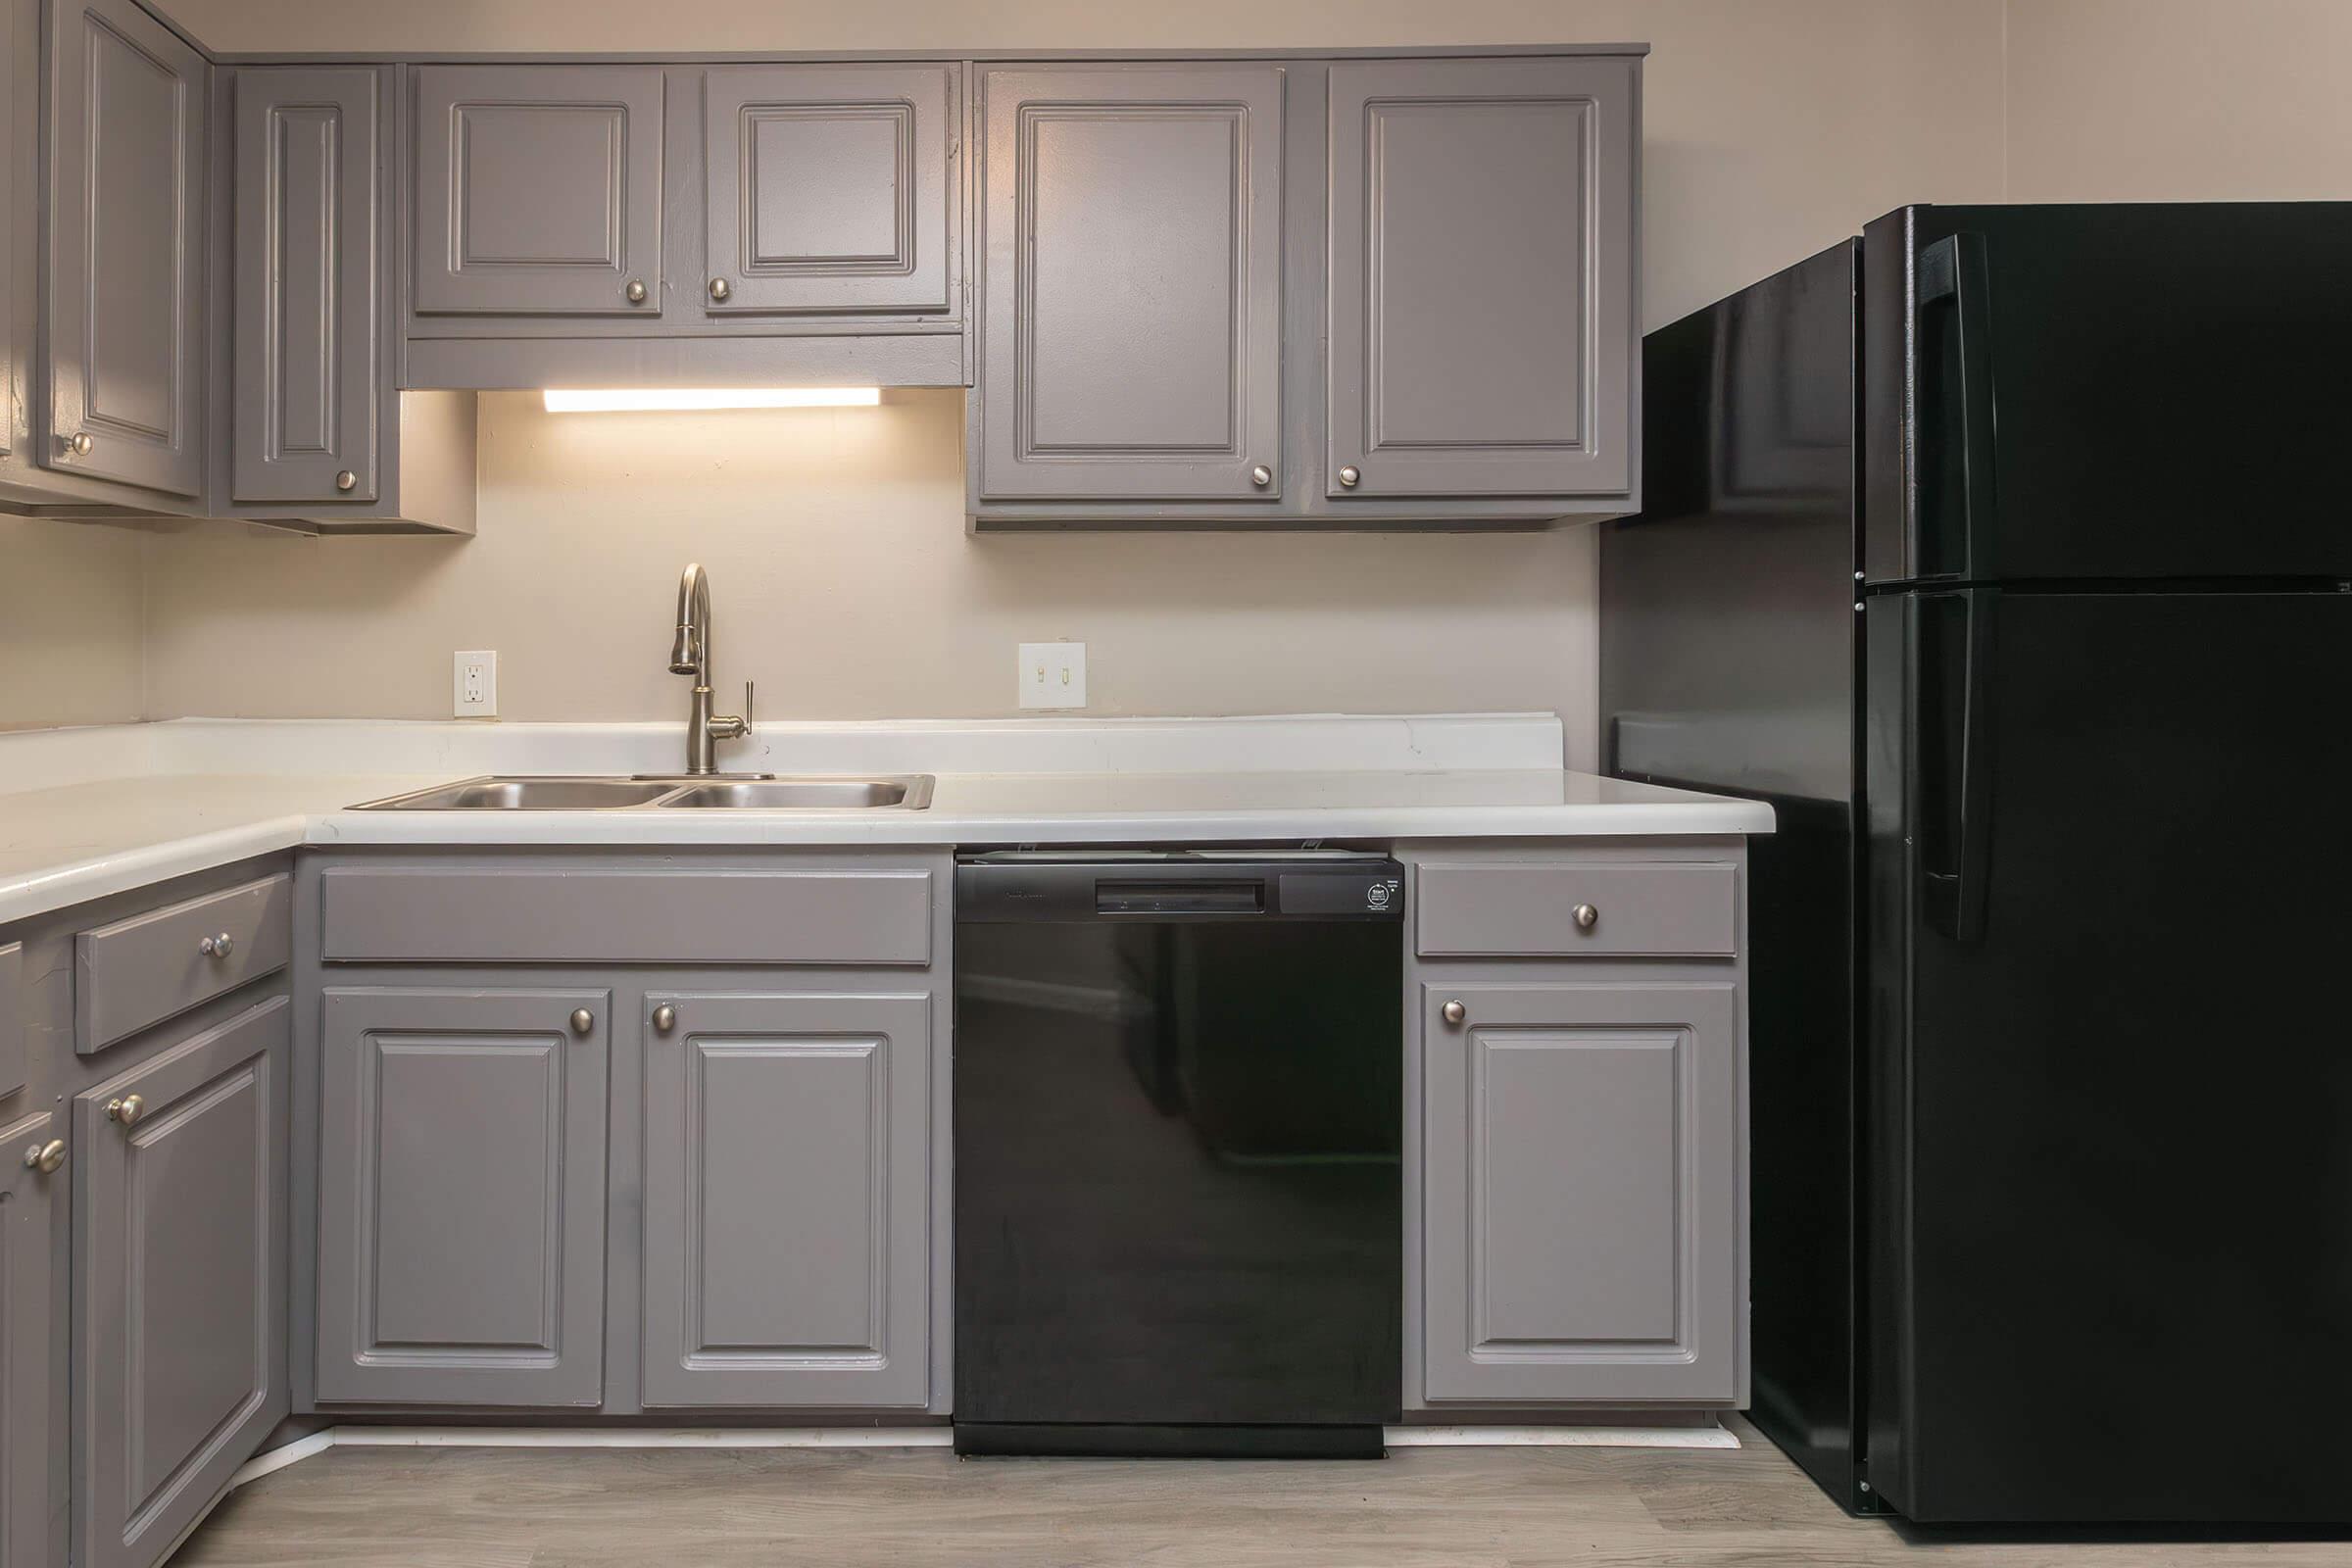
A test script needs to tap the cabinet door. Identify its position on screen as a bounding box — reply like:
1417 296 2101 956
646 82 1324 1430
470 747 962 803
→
2 1109 59 1568
75 997 288 1568
641 991 932 1408
315 988 608 1405
1327 57 1636 500
1 0 19 463
703 63 952 317
1421 980 1740 1403
976 65 1284 504
232 67 378 504
413 65 663 318
45 0 208 498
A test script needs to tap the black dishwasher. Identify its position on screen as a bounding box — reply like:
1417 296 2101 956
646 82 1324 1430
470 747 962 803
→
954 849 1404 1458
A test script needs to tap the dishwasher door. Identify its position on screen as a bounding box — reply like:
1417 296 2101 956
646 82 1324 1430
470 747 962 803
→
953 851 1405 1456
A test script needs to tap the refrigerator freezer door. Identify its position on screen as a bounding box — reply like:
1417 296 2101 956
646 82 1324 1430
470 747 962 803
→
1863 586 2352 1522
1862 203 2352 586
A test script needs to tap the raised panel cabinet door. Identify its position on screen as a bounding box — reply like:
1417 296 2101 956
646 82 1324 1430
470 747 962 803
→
1 0 18 462
233 67 379 503
641 991 932 1408
1421 980 1740 1403
315 988 609 1406
1327 57 1637 500
45 0 208 498
74 997 288 1568
703 63 953 317
2 1109 60 1568
977 65 1284 503
413 65 664 317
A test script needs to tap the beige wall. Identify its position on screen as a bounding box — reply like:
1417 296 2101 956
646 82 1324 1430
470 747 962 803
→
27 0 2352 756
0 518 143 730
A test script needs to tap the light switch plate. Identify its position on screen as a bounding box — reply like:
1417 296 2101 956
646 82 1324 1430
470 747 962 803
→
1018 642 1086 710
454 650 498 717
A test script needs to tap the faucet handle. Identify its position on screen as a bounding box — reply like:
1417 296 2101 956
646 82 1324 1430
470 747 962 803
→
741 680 754 736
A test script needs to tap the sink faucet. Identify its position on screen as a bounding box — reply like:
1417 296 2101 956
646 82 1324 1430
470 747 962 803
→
667 563 753 775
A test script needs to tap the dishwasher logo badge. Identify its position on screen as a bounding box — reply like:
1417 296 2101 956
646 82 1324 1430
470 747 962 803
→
1365 879 1399 910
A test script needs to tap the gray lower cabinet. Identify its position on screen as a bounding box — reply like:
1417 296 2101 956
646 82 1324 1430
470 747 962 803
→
1326 56 1637 503
1 1107 59 1568
1419 978 1740 1404
640 990 933 1408
74 994 288 1568
974 64 1286 505
702 63 955 318
314 986 610 1405
412 64 666 318
44 0 210 500
231 66 379 505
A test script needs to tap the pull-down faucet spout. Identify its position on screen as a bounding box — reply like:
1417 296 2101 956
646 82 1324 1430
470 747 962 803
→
668 563 752 774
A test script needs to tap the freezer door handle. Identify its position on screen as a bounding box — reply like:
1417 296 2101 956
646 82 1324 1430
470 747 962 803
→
1917 232 1999 580
1919 588 1997 943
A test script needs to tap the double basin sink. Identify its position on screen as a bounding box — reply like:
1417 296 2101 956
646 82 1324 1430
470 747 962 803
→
353 775 935 810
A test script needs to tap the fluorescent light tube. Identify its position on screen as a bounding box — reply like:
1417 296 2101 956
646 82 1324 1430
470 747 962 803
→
541 387 883 413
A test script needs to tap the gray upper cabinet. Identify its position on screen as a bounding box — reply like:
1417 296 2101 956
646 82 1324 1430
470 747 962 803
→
413 64 664 318
0 0 18 466
641 990 934 1409
232 67 378 504
1326 56 1636 501
1 1108 58 1568
975 64 1285 504
315 987 609 1406
74 995 287 1568
702 63 953 318
44 0 208 500
1420 979 1740 1404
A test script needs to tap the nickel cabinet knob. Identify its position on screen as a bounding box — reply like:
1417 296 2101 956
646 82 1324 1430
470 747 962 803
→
1337 464 1361 488
1442 1000 1467 1026
334 469 357 492
1573 903 1599 931
708 277 732 302
24 1139 66 1174
1249 464 1273 488
105 1095 145 1126
569 1008 595 1037
652 1004 676 1034
624 278 649 304
199 932 234 958
62 431 94 458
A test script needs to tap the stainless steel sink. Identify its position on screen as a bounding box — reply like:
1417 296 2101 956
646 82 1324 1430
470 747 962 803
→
351 774 934 811
656 777 934 809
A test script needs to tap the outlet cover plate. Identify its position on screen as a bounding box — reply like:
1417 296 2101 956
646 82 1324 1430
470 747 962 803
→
454 650 498 717
1018 642 1086 710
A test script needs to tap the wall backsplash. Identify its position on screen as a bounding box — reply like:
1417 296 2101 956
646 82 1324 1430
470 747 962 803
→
136 391 1609 760
0 518 144 731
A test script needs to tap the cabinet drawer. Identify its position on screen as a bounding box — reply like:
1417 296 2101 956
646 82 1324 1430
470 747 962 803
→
1415 861 1736 958
318 865 934 965
75 873 293 1054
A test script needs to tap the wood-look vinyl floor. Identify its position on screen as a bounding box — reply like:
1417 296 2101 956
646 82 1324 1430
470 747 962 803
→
175 1417 2352 1568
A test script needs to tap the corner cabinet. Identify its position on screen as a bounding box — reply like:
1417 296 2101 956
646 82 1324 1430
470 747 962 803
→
43 0 210 502
74 995 288 1568
1404 843 1747 1410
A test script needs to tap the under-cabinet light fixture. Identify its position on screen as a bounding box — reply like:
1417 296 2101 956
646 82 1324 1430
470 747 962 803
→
540 387 883 413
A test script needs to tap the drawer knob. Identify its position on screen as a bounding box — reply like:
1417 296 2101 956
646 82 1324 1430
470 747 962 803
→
652 1004 677 1034
199 932 234 958
569 1008 595 1037
624 279 649 304
1573 903 1599 931
105 1095 145 1127
1337 464 1361 488
1442 1000 1467 1026
24 1139 66 1174
708 276 732 302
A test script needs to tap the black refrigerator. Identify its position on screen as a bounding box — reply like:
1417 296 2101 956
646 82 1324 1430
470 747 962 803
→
1600 203 2352 1525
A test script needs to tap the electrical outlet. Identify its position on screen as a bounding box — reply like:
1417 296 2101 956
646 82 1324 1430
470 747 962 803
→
1017 642 1086 710
454 650 498 717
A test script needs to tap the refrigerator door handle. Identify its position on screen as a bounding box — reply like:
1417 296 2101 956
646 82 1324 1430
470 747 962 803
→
1917 233 1999 580
1920 588 1997 943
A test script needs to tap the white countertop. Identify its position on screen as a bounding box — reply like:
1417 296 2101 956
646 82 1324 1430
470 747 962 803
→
0 717 1773 926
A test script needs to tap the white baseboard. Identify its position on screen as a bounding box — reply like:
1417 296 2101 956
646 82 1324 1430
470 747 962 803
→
228 1420 1731 1490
